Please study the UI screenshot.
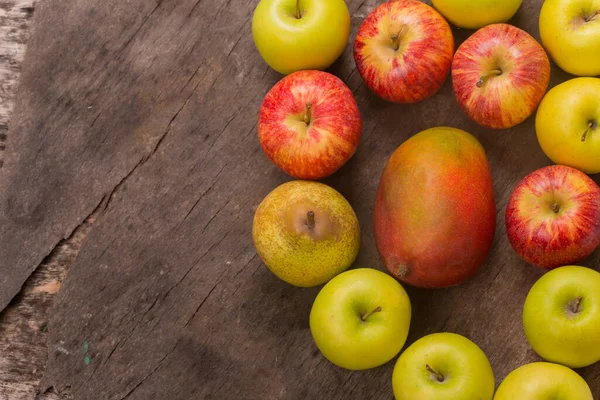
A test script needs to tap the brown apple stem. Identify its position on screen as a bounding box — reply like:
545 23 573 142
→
306 211 315 230
303 102 312 125
360 306 382 321
551 203 560 213
585 10 599 22
426 365 444 382
581 121 594 142
295 0 301 19
390 25 407 51
571 296 582 313
476 69 503 88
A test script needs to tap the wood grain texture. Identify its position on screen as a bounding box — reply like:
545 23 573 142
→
0 0 597 398
0 1 72 398
0 0 36 169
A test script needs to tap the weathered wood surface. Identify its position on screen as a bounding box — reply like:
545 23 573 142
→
0 0 76 398
0 0 597 398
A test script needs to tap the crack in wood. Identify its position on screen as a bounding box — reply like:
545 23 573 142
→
183 268 227 328
176 163 227 228
118 339 180 400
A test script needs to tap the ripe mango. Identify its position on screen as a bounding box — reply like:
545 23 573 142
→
374 127 496 288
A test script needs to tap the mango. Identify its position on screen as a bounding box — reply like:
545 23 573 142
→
374 127 496 288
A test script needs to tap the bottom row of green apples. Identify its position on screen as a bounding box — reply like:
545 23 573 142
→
307 266 598 399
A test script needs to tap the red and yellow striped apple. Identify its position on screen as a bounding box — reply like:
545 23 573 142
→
505 165 600 269
258 70 362 180
452 24 550 129
374 127 496 289
353 0 454 104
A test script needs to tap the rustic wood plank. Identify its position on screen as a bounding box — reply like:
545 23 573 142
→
0 0 597 398
0 2 75 398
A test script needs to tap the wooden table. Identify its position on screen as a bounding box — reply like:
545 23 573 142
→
0 0 598 399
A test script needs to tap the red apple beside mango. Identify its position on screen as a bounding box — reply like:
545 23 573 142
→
258 70 362 180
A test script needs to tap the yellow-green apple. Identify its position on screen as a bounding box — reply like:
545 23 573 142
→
523 266 600 368
309 268 411 370
252 0 350 75
258 70 362 180
353 0 454 104
432 0 522 29
494 362 593 400
540 0 600 77
392 333 495 400
252 180 360 287
505 165 600 269
374 127 496 288
452 24 550 129
536 78 600 174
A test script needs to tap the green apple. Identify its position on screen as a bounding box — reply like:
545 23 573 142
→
253 180 360 287
251 0 350 75
432 0 521 29
309 268 411 370
540 0 600 76
536 78 600 174
494 362 593 400
392 333 495 400
523 265 600 368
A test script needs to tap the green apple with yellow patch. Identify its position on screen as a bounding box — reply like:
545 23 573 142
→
392 333 495 400
523 265 600 368
309 268 411 370
252 0 350 75
494 362 593 400
432 0 522 29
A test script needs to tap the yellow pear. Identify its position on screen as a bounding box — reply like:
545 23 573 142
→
252 181 360 287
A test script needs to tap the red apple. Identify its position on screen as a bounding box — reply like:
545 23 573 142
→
506 165 600 269
258 70 362 180
353 0 454 104
452 24 550 129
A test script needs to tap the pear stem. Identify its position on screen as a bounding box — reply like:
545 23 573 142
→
582 121 595 142
295 0 301 19
306 211 315 230
585 10 599 22
390 25 407 51
476 69 503 88
426 365 444 382
571 296 582 313
551 203 560 213
303 102 312 125
360 306 382 321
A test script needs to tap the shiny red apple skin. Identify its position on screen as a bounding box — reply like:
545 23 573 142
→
452 24 550 129
353 0 454 104
258 70 362 180
506 165 600 269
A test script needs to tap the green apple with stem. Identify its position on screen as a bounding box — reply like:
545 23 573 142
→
309 268 411 370
494 362 593 400
523 265 600 368
392 333 495 400
251 0 350 75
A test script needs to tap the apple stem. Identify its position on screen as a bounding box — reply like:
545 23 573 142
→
390 25 407 51
476 69 503 88
571 296 582 313
306 211 315 230
303 102 312 125
551 203 560 213
360 306 382 322
585 10 599 22
295 0 301 19
426 365 444 382
582 121 595 142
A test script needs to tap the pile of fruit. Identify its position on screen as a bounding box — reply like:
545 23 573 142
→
250 0 600 398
